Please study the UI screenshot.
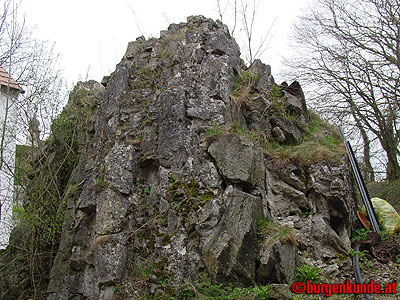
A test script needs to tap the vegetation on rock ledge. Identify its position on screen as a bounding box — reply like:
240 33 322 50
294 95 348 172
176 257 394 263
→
205 111 344 166
0 83 99 299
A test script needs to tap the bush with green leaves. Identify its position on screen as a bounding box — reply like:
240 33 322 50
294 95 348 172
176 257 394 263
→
139 273 271 300
295 263 322 284
351 228 371 242
180 274 270 300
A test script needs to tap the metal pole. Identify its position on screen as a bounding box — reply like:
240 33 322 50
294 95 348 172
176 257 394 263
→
339 127 380 232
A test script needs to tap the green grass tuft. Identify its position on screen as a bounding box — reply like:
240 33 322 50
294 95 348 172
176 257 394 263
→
231 113 345 166
232 70 259 95
257 217 296 246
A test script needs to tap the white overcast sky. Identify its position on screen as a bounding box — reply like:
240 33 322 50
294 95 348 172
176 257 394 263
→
19 0 311 85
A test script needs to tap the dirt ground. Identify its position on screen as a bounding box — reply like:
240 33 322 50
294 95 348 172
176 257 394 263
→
357 232 400 300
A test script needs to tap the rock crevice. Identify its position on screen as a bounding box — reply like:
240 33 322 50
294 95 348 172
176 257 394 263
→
46 16 356 300
0 15 356 300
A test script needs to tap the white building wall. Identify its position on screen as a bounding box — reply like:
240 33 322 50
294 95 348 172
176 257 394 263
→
0 90 17 249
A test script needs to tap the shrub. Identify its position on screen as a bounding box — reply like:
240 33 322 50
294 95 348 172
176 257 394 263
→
295 263 322 284
351 228 371 242
178 273 270 300
1 89 92 298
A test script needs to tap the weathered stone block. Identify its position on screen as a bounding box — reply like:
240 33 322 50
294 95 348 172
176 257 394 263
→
208 134 265 188
96 189 128 235
104 143 136 194
202 188 263 284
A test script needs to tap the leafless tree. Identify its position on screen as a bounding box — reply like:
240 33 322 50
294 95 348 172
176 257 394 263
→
285 0 400 180
0 2 70 296
0 1 66 140
0 0 66 247
216 0 274 66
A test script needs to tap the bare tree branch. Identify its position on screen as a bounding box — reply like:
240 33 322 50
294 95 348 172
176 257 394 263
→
285 0 400 180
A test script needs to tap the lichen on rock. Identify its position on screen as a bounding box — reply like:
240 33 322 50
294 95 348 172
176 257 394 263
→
0 15 357 300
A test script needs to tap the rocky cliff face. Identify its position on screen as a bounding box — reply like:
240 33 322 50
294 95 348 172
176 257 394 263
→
1 16 357 300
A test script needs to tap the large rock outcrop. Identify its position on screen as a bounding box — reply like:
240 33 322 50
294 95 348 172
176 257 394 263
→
1 16 357 300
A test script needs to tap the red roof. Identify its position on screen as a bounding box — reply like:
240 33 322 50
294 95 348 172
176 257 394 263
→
0 65 23 93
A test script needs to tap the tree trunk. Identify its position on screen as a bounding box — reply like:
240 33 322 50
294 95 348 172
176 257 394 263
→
381 132 400 181
354 113 375 182
361 127 375 182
